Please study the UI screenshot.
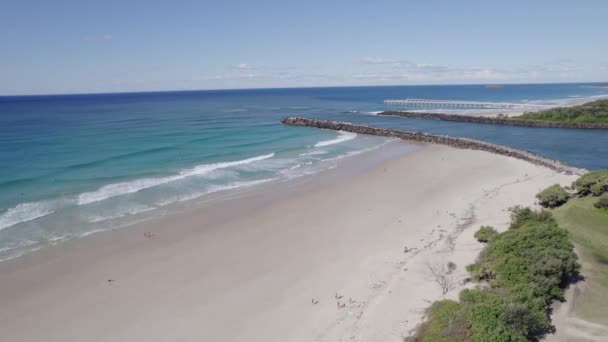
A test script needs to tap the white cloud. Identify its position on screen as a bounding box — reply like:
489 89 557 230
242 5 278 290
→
360 57 401 65
356 58 596 83
172 59 598 92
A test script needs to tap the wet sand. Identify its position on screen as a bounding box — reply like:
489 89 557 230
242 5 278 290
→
0 142 576 342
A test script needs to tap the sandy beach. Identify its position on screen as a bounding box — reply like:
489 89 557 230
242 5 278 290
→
0 142 577 342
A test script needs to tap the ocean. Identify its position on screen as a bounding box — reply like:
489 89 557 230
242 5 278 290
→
1 83 608 261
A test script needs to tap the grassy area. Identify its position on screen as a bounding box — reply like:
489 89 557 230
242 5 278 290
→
514 99 608 123
552 196 608 324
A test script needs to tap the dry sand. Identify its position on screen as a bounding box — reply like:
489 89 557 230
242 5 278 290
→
0 142 577 342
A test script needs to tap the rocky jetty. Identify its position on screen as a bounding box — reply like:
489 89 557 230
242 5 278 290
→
379 111 608 130
281 117 584 174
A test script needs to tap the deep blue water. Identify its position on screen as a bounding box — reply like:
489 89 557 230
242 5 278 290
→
1 83 607 260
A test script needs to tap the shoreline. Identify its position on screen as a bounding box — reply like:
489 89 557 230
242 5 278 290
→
0 136 399 263
0 141 578 341
0 140 414 267
378 95 608 130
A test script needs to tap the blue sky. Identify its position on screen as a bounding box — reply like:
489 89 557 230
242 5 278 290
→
1 0 607 95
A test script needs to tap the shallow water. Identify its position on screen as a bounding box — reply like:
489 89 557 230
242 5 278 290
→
1 83 607 260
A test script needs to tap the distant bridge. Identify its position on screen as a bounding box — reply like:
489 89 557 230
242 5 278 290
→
384 98 551 110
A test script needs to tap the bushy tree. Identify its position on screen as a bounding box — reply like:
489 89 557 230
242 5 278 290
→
536 184 569 208
509 206 555 229
474 226 498 243
471 219 579 303
595 193 608 209
411 208 580 342
572 170 608 196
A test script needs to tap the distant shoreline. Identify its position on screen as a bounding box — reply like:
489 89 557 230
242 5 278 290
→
379 95 608 129
378 111 608 129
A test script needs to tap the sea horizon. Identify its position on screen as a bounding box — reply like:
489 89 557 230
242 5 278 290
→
1 80 607 98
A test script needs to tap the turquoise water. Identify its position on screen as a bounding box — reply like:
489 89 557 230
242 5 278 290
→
1 83 607 260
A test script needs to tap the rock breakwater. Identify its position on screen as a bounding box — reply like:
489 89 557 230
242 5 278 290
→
282 117 584 174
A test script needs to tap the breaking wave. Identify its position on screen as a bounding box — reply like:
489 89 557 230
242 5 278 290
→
314 131 357 147
77 153 275 205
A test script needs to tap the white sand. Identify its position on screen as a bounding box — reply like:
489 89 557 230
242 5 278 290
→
0 143 577 342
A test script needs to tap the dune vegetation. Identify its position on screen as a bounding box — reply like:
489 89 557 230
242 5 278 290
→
516 99 608 123
407 207 579 342
408 170 608 341
535 184 569 208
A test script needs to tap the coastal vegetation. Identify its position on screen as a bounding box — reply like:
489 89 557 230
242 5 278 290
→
549 169 608 325
473 225 498 243
379 99 608 129
535 184 569 208
408 170 608 341
407 207 579 342
595 193 608 209
572 170 608 196
516 99 608 124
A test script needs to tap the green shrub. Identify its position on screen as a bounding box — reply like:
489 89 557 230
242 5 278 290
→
536 184 569 208
407 300 471 342
572 170 608 196
595 193 608 209
410 208 580 341
474 226 498 243
509 206 555 229
472 218 579 304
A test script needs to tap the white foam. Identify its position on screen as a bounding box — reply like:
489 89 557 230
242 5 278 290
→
0 239 39 254
86 205 154 223
314 131 357 147
206 178 276 195
48 235 70 243
0 202 56 231
77 153 275 205
299 150 328 156
154 178 277 207
321 138 398 163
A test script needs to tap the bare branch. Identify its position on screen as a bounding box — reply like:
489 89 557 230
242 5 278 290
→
425 261 457 295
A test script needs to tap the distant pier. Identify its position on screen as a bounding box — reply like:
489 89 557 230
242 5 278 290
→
384 98 550 110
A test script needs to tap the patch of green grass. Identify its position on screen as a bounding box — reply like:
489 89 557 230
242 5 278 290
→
552 197 608 324
552 197 608 266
